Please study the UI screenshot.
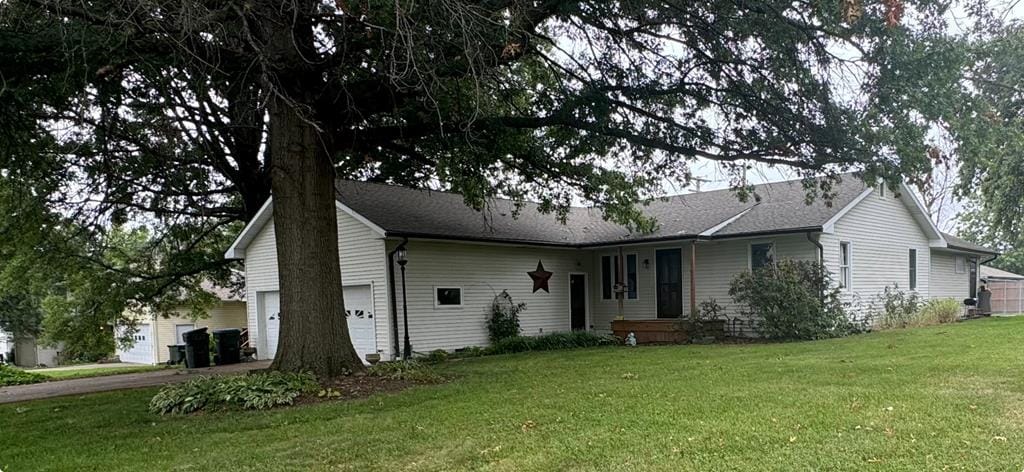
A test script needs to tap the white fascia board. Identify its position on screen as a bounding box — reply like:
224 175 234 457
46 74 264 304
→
899 182 946 246
820 188 874 234
224 198 274 260
224 198 388 260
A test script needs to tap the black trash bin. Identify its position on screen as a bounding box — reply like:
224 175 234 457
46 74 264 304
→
167 345 186 365
183 327 210 368
212 329 242 365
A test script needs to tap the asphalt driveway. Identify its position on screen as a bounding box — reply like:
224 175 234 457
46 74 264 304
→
0 360 271 404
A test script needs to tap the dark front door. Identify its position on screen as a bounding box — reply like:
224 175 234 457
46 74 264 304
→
570 274 587 330
656 248 683 318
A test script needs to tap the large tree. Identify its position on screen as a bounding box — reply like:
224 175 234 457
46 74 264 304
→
1 0 969 376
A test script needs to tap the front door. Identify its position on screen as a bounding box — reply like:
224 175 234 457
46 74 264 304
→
656 248 683 318
570 273 587 330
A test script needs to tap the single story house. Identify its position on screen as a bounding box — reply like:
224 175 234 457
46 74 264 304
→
116 283 247 364
226 175 998 362
981 265 1024 314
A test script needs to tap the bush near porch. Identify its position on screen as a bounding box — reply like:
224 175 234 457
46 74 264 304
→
4 317 1024 471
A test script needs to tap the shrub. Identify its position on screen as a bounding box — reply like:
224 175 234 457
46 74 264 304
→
0 364 47 386
421 349 449 364
486 291 525 343
872 286 923 329
149 371 318 415
919 298 962 325
729 260 852 340
367 360 444 383
486 331 618 355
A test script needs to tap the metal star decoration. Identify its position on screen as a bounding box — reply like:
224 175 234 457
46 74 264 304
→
527 260 553 293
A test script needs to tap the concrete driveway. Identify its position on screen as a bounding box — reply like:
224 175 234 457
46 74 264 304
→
0 360 271 404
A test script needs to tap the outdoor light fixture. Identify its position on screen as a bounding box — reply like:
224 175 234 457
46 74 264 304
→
643 258 650 269
396 247 411 359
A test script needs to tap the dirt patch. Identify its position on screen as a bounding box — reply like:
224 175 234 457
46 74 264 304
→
297 374 446 405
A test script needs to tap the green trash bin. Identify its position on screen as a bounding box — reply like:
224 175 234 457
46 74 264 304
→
167 345 186 365
212 329 242 365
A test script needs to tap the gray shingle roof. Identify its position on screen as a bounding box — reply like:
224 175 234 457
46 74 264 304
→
335 176 874 247
941 232 999 255
981 265 1023 280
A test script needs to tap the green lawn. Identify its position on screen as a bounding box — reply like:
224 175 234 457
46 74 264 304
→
3 318 1024 471
34 365 169 380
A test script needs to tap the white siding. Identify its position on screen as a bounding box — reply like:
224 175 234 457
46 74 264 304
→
386 240 589 352
589 234 818 336
151 301 248 364
820 187 933 320
243 208 391 360
930 251 971 300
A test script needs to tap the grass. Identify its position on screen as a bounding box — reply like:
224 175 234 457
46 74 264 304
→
34 365 169 380
3 318 1024 471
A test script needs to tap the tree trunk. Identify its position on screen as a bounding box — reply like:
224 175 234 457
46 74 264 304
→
267 100 364 376
262 1 363 377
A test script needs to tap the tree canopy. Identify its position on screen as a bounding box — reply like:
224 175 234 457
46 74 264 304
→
0 0 985 374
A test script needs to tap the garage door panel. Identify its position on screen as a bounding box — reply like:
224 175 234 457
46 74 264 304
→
117 323 154 364
259 285 376 364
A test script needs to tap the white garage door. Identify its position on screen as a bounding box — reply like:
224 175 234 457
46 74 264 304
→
117 323 154 364
259 285 377 363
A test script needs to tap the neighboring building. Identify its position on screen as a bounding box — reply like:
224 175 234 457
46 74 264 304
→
225 175 998 362
115 283 247 365
0 330 61 367
981 266 1024 314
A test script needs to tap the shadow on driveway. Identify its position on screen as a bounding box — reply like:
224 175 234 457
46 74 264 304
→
0 360 272 404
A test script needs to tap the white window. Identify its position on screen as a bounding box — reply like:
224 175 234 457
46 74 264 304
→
434 287 463 307
839 241 852 289
954 255 966 274
909 249 918 290
601 254 638 300
750 242 775 271
878 185 887 198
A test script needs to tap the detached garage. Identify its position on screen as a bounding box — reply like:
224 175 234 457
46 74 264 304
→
982 266 1024 315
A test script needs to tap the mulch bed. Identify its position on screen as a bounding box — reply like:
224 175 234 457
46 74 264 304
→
296 374 445 405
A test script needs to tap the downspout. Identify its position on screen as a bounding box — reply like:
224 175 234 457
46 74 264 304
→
806 232 825 300
387 238 408 361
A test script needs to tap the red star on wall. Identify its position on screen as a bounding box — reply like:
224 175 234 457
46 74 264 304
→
527 260 553 293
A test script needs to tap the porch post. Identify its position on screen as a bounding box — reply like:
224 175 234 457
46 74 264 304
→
617 246 625 318
689 240 697 318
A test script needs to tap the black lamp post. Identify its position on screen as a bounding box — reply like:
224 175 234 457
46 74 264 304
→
396 247 411 360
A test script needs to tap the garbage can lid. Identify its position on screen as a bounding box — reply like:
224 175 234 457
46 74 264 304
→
213 328 242 334
184 327 209 335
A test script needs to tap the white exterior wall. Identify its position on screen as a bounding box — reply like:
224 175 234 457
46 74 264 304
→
588 234 818 336
243 208 392 360
387 239 590 352
929 251 973 300
820 187 932 319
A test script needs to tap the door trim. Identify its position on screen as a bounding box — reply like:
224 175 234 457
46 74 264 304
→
255 290 278 360
568 272 590 331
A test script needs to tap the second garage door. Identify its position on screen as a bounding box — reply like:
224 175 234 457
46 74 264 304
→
258 285 377 362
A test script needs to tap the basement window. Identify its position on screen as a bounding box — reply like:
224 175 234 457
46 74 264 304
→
434 287 463 307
